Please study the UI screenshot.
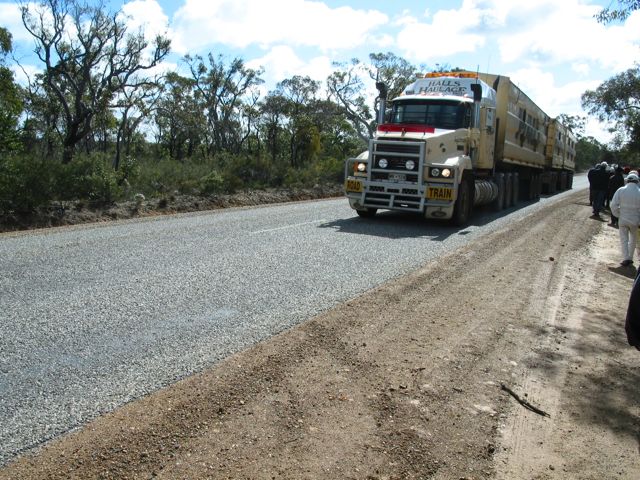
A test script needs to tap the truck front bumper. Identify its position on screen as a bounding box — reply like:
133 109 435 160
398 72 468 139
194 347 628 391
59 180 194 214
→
345 177 455 219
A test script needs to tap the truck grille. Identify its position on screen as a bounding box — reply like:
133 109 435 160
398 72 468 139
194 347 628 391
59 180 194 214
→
360 139 426 212
371 172 419 182
372 141 422 171
374 143 421 155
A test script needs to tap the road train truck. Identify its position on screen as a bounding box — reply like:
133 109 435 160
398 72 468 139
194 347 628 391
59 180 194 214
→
344 71 576 225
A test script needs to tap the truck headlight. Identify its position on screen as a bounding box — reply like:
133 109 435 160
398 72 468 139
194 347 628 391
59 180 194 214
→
378 158 389 169
430 167 453 178
405 160 415 170
356 162 366 172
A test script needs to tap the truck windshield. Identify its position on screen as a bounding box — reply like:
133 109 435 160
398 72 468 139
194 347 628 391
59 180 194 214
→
389 100 471 130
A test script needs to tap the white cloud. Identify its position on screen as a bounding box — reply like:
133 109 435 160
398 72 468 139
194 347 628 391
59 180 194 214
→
170 0 387 54
0 2 31 43
584 116 614 144
10 63 40 85
571 63 590 76
507 66 600 116
247 45 333 84
496 1 640 72
506 65 614 141
395 1 486 60
120 0 173 63
121 0 170 40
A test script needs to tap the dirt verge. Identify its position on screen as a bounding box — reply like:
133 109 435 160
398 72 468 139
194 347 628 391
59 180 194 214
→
0 185 343 233
1 190 639 479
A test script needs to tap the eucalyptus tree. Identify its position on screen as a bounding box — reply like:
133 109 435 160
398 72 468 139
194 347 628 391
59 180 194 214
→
154 72 205 161
112 79 162 170
596 0 640 23
185 53 263 156
20 0 170 163
276 75 321 167
258 92 288 164
327 59 373 143
327 52 417 143
582 65 640 151
0 27 22 153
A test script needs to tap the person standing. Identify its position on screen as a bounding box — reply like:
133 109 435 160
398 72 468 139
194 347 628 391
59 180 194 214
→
590 162 610 218
608 166 625 227
587 163 598 206
610 173 640 266
625 269 640 351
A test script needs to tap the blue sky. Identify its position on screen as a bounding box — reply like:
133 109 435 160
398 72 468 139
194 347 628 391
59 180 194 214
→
2 0 640 143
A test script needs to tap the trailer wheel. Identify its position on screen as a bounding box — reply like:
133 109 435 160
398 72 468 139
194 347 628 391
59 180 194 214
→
356 208 377 218
491 173 505 211
512 173 520 205
560 172 569 191
452 177 472 226
535 174 542 200
505 173 513 207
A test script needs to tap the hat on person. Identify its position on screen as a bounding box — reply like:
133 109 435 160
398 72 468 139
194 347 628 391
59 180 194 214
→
626 173 639 183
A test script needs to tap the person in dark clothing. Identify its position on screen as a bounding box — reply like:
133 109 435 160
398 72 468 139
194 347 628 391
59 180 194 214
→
608 166 625 227
589 163 610 217
625 269 640 351
587 165 598 205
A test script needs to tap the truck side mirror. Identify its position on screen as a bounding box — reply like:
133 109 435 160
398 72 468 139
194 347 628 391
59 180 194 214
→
470 83 482 103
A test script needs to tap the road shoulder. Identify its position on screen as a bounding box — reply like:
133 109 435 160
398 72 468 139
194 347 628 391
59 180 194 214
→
1 191 639 480
495 219 640 479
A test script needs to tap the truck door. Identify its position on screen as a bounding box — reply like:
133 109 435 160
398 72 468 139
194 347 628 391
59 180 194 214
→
478 106 496 167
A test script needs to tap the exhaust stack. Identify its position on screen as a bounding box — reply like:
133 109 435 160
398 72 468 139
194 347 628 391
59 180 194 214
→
376 81 388 125
470 83 482 129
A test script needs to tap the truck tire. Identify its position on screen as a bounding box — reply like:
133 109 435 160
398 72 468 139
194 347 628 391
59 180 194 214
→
356 208 377 218
512 172 520 205
505 173 513 207
559 172 567 191
526 176 535 200
535 174 542 200
452 177 472 226
491 173 505 211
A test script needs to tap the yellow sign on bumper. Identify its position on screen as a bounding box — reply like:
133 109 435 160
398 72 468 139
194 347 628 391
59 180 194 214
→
427 186 453 201
345 179 363 193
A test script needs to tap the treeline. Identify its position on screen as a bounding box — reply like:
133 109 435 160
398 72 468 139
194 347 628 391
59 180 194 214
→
0 0 418 214
0 0 628 215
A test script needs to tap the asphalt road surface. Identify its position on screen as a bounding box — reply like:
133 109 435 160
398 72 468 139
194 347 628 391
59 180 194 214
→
0 175 588 465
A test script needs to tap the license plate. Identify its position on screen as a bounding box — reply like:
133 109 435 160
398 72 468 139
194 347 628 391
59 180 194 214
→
389 173 406 182
345 179 363 193
427 186 453 201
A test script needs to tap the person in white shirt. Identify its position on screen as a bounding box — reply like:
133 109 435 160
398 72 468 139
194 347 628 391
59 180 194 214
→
610 173 640 266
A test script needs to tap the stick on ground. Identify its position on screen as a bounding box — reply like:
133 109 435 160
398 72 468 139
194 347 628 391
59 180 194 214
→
500 383 551 418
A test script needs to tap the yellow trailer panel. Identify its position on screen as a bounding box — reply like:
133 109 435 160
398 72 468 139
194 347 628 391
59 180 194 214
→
471 72 549 170
546 119 576 171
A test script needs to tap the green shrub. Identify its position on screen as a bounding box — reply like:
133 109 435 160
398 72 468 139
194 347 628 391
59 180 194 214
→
0 154 53 213
134 157 214 196
54 153 121 204
117 155 140 186
283 156 343 187
199 170 225 195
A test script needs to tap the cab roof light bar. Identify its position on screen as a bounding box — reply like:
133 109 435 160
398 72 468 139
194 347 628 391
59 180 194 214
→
423 72 478 79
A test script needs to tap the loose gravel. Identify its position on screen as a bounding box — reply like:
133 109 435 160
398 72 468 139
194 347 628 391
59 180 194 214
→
0 177 587 465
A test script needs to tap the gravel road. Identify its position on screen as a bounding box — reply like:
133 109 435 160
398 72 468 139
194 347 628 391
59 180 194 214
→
0 176 587 465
